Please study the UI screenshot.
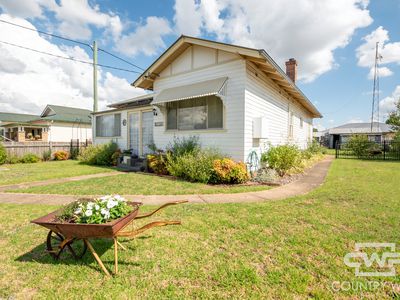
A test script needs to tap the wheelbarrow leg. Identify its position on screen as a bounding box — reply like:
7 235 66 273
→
116 239 127 251
114 238 118 275
84 239 111 277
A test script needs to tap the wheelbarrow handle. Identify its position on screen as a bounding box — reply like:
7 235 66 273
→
134 200 188 219
116 220 181 238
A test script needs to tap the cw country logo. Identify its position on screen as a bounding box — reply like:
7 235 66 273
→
344 243 400 277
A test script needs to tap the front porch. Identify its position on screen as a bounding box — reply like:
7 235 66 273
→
3 125 49 142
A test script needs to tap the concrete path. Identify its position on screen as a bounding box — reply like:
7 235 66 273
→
0 156 334 206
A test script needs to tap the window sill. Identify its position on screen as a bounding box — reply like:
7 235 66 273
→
164 129 226 134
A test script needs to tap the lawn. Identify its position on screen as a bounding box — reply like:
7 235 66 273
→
1 159 400 299
0 160 114 186
8 172 271 195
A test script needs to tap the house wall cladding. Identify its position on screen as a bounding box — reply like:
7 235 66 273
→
244 62 313 159
153 46 246 161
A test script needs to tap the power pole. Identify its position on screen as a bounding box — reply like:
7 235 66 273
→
93 40 98 113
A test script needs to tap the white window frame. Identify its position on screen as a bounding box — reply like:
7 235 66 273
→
165 96 224 132
95 113 121 138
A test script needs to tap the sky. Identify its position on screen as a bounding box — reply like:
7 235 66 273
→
0 0 399 131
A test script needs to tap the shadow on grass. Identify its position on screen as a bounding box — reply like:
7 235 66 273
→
15 237 143 273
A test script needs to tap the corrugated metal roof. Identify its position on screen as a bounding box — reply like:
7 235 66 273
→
153 77 228 105
108 93 154 108
0 112 38 123
328 122 393 134
0 105 92 125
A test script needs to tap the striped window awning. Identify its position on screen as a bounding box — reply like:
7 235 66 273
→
153 77 228 105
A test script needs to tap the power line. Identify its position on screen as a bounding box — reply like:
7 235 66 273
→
98 48 145 71
0 40 141 73
0 19 91 48
0 18 145 72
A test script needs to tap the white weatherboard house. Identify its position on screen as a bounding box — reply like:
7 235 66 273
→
93 36 322 162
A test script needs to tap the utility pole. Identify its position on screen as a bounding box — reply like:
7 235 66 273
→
93 40 98 113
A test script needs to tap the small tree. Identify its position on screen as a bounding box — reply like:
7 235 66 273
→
386 98 400 131
346 135 371 158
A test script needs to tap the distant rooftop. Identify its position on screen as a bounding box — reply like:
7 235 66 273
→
328 122 393 135
0 104 92 125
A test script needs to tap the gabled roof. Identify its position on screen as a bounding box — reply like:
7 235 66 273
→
328 122 393 134
132 35 322 118
38 104 92 124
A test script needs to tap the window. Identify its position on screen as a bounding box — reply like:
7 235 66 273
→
166 96 223 130
288 112 294 138
300 117 303 129
96 113 121 137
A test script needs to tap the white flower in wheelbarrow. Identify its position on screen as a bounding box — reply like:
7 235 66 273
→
101 208 111 219
85 209 93 217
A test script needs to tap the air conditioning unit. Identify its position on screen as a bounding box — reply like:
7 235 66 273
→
253 117 269 139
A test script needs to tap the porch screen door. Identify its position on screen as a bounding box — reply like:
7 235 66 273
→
129 112 140 156
141 111 153 155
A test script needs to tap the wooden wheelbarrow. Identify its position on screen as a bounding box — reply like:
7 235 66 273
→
31 200 187 276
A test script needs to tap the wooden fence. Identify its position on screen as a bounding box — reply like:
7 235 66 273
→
2 140 91 158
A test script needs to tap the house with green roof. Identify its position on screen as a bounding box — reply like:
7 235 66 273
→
0 105 92 142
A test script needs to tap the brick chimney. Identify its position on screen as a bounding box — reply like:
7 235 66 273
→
285 58 297 83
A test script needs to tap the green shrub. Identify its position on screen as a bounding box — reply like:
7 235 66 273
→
5 155 19 164
42 150 51 161
0 143 6 165
20 153 40 163
167 136 200 159
261 144 301 176
147 153 169 175
166 148 223 183
78 142 118 166
211 158 249 184
54 150 69 161
346 135 372 158
70 148 80 160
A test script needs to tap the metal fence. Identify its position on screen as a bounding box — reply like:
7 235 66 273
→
2 140 91 158
335 140 400 160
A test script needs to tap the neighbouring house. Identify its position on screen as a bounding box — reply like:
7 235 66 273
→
0 104 92 142
315 122 395 148
93 35 322 162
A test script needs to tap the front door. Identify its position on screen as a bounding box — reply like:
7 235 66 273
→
128 110 153 157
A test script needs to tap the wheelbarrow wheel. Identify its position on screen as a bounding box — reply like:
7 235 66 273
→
46 230 87 260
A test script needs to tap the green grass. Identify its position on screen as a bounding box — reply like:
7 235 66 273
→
1 159 400 299
0 160 114 186
8 172 270 195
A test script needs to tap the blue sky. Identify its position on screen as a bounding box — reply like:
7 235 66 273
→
0 0 399 130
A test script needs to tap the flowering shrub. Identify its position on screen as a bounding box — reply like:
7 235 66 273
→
147 153 169 175
54 150 69 161
57 195 134 224
211 158 249 184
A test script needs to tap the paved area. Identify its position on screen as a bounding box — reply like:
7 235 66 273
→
0 156 334 206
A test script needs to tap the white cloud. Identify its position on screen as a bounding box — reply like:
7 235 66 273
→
173 0 372 82
115 16 172 57
0 14 144 114
0 0 123 41
356 26 400 79
368 66 393 79
380 85 400 119
173 0 202 36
